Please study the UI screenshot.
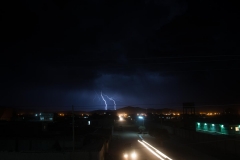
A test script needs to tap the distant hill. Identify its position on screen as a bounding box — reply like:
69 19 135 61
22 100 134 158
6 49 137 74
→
90 109 117 114
117 106 144 114
0 107 13 121
195 105 240 114
116 106 179 114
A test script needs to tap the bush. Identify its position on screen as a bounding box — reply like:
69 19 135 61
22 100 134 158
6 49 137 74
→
148 128 169 140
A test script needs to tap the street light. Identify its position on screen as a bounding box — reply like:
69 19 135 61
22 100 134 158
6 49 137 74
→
138 116 144 126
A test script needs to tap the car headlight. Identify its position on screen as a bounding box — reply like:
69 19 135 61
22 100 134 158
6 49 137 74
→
124 153 128 158
131 152 137 159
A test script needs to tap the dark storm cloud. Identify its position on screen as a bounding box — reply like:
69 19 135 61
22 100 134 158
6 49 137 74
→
1 0 240 110
2 0 239 58
1 0 188 55
1 0 188 82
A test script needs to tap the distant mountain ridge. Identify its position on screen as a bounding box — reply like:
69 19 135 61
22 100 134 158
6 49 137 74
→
116 106 179 114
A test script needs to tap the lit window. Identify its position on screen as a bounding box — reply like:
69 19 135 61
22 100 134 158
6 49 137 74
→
40 117 44 121
235 127 239 131
49 118 53 121
88 121 90 125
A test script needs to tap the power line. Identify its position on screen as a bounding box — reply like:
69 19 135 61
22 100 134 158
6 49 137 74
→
2 55 240 66
43 55 240 62
128 55 240 60
17 103 237 109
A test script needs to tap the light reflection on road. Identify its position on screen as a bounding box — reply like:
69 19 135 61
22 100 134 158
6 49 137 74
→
138 139 173 160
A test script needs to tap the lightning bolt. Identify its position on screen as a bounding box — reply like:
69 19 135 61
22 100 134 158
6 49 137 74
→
104 94 116 110
101 91 107 110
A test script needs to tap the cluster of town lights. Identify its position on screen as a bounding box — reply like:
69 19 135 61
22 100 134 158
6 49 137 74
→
199 112 220 115
119 113 128 117
119 116 124 121
164 113 180 115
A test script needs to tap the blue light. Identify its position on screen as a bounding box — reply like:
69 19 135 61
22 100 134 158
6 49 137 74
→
138 116 143 119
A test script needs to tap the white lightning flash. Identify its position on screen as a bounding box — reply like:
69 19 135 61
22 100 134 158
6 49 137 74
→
101 91 107 110
104 94 116 110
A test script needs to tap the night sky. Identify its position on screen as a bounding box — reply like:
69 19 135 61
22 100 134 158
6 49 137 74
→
1 0 240 111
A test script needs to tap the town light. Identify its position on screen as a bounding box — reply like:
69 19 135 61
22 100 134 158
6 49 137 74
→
131 152 137 159
119 116 123 121
138 116 143 119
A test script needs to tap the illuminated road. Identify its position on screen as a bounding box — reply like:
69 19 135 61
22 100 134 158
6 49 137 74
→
138 139 173 160
107 119 218 160
107 119 173 160
108 131 164 160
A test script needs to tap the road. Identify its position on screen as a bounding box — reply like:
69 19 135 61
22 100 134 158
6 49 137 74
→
109 132 161 160
106 119 173 160
106 119 219 160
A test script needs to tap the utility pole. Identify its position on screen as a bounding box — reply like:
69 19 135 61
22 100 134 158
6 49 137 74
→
72 105 75 152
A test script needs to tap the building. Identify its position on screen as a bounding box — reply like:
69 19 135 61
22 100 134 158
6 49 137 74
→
196 122 240 135
38 113 54 121
0 108 13 121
